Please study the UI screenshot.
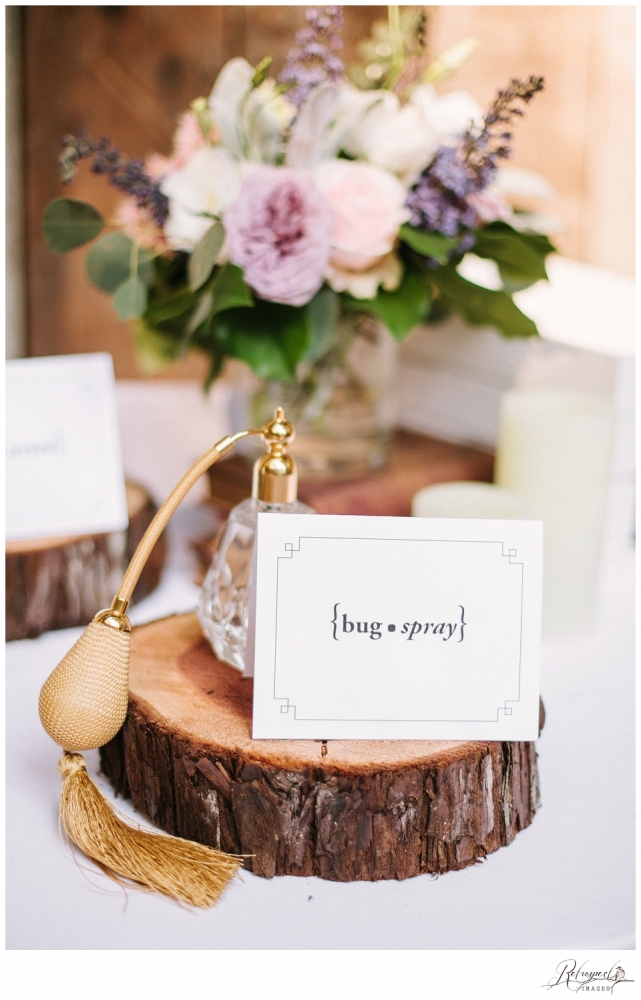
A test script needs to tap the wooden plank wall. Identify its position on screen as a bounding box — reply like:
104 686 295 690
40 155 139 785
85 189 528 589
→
22 5 384 377
21 5 634 378
430 4 635 276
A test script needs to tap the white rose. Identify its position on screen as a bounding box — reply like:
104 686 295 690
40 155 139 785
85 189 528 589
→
345 85 484 187
414 87 483 140
314 158 409 271
346 89 439 186
286 83 383 170
160 147 242 250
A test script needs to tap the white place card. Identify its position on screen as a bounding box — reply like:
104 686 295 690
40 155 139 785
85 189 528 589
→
252 513 542 741
6 354 128 542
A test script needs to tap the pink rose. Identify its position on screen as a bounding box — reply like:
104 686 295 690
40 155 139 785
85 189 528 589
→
314 159 410 272
224 166 332 307
172 110 207 167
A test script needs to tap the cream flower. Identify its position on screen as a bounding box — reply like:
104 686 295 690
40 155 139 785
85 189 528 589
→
325 252 403 300
346 85 483 186
160 147 242 250
208 57 296 165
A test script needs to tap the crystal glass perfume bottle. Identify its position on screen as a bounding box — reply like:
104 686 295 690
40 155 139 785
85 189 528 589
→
198 408 315 671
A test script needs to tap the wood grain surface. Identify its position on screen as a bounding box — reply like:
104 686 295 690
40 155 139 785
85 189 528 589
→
5 482 166 641
100 613 542 881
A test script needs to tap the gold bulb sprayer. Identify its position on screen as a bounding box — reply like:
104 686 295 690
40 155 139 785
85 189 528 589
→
37 409 297 908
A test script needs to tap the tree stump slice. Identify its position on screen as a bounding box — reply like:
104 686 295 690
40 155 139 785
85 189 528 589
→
5 482 166 641
100 613 542 882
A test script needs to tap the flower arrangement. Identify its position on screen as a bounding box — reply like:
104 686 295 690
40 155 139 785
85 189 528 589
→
44 6 555 388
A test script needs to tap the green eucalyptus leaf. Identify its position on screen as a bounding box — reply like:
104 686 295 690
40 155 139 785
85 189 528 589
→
431 265 538 338
184 291 214 340
86 232 153 293
399 225 458 264
305 286 340 362
113 275 148 320
210 264 254 315
344 269 431 340
188 221 226 291
43 198 104 253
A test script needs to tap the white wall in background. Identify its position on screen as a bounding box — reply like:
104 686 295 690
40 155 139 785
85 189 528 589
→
115 380 232 507
397 255 635 459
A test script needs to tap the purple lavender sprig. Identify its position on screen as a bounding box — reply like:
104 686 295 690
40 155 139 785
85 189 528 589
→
279 6 344 108
59 130 169 225
406 76 544 249
461 76 544 182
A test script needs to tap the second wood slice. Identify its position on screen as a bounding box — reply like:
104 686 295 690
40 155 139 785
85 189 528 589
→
6 482 166 641
100 613 541 882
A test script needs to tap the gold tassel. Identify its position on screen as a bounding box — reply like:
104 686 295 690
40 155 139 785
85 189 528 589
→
58 753 242 908
39 422 286 908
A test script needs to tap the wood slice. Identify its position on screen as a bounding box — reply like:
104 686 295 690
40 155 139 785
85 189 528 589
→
100 613 542 882
5 482 166 641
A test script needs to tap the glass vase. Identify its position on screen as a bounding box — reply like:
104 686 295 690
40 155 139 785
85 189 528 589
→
249 311 398 480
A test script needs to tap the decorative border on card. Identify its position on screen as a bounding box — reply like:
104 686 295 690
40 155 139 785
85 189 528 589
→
272 536 524 724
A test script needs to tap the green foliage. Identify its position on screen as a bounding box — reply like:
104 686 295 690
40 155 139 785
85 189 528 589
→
211 298 311 382
343 267 431 340
113 275 148 320
473 222 551 291
86 232 153 293
399 225 458 264
209 264 254 314
430 265 539 338
43 198 104 253
252 55 273 88
187 221 225 291
132 319 183 374
305 286 340 362
144 287 200 329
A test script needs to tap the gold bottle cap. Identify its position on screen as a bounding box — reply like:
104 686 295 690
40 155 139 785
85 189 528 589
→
252 407 298 504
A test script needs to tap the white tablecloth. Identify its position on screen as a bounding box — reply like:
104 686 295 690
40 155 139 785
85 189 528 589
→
7 483 634 950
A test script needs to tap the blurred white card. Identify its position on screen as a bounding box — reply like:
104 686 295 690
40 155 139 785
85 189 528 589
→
252 513 542 741
6 354 128 541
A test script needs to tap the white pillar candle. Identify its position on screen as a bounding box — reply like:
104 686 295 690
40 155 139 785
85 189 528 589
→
495 390 614 637
411 481 533 520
